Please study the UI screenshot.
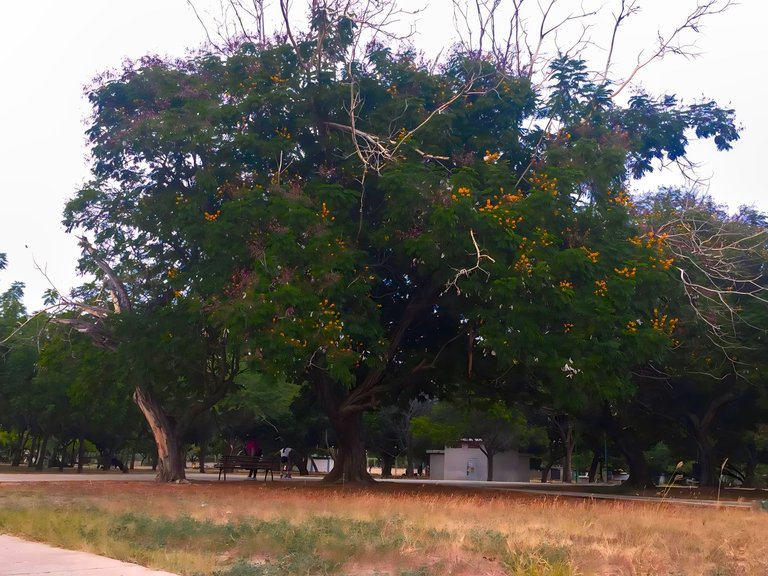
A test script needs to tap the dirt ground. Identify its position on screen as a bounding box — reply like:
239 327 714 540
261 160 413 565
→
1 471 766 503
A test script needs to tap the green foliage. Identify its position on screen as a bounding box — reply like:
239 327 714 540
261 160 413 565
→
61 17 745 480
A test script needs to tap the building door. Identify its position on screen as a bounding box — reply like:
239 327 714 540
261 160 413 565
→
466 458 480 480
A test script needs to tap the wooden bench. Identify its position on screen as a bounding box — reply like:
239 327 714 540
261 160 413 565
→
215 455 281 481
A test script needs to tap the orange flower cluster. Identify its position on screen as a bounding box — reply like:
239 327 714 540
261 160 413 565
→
645 230 669 248
626 320 638 333
535 226 554 247
483 150 501 163
274 127 291 139
649 256 675 270
270 74 288 84
514 253 533 276
614 266 637 278
319 202 334 221
594 279 607 296
167 268 177 279
175 194 188 206
582 247 599 263
651 308 678 334
204 210 221 221
563 322 574 333
451 186 472 201
279 331 307 348
527 171 558 195
608 189 633 207
478 189 524 231
317 298 345 348
559 280 573 290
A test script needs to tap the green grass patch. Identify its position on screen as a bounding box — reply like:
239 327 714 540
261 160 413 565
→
0 499 577 575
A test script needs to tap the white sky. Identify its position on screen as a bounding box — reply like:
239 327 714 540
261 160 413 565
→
1 1 766 312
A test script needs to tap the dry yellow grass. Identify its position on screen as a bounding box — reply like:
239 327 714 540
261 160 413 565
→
0 480 766 576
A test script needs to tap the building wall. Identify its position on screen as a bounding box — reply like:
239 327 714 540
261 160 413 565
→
491 451 530 482
445 446 487 480
428 453 445 480
429 447 530 482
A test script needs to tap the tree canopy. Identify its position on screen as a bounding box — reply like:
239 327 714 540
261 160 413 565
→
18 0 761 486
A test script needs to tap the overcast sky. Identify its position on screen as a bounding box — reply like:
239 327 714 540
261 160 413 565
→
1 1 765 312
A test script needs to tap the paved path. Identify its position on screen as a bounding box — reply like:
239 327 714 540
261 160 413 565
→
0 535 178 576
1 472 758 509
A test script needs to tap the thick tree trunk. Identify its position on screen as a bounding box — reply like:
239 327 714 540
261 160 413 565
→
323 411 374 484
694 434 716 486
744 442 757 488
295 454 309 476
686 393 735 487
485 451 495 481
380 453 394 478
619 439 651 486
540 461 553 483
602 404 651 486
133 385 187 482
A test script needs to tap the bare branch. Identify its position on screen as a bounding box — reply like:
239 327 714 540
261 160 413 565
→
611 0 734 99
77 237 132 314
443 229 497 295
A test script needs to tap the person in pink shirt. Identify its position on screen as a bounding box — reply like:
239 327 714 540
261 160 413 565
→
244 436 262 478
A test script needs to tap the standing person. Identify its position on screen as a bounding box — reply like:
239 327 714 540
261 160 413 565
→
244 436 262 479
280 446 292 479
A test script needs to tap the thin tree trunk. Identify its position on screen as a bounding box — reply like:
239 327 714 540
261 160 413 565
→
323 410 374 484
35 436 49 471
198 436 209 473
77 435 85 473
133 385 186 482
27 436 39 468
405 434 415 478
68 440 77 468
554 416 575 483
588 451 600 483
11 429 28 467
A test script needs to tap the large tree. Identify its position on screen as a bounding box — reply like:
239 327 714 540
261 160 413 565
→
61 0 740 483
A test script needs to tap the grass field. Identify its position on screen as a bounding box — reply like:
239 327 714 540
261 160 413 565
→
0 479 766 576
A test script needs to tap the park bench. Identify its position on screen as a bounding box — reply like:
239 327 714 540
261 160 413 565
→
215 454 281 481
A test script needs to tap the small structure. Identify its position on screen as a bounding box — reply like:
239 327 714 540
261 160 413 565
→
427 439 531 482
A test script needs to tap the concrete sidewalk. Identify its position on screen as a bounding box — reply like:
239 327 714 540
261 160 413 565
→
0 535 178 576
